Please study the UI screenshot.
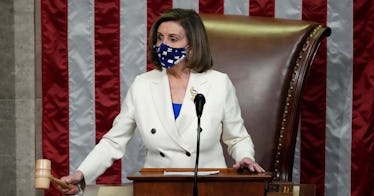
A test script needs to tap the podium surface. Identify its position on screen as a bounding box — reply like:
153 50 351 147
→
127 168 272 196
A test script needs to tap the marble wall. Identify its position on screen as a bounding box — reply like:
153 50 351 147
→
0 0 42 195
0 0 16 194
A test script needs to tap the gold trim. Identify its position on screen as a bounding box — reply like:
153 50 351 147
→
272 25 323 181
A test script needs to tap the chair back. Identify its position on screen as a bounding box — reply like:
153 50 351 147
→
201 14 331 182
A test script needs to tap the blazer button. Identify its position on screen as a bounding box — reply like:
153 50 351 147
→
160 152 165 157
185 151 191 157
151 128 156 134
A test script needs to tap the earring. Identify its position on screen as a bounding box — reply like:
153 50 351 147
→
187 50 192 59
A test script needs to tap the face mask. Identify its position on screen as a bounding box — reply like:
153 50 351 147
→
154 43 187 68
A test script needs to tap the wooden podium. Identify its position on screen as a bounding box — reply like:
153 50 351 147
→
127 168 272 196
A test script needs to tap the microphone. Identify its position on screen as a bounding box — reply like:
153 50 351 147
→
194 94 206 118
193 93 205 196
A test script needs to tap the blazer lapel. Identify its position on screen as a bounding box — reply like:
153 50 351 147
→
150 70 190 149
176 71 211 135
150 70 177 129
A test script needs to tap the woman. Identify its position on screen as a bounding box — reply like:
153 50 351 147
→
59 8 265 195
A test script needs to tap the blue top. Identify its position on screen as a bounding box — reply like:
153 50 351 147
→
172 103 182 119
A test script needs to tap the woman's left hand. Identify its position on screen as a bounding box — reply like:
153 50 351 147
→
232 157 266 173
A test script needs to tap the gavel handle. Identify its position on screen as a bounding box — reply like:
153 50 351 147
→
50 176 77 190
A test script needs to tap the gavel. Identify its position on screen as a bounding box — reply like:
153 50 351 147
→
34 159 77 190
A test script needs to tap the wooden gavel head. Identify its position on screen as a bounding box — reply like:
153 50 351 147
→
34 159 52 189
34 159 77 190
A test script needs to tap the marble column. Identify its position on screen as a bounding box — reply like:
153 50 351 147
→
0 0 16 194
0 0 41 195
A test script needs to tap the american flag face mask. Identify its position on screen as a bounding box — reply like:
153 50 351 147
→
154 43 187 68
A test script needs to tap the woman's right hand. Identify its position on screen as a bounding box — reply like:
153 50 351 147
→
57 170 84 195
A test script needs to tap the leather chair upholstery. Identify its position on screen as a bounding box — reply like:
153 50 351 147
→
201 14 331 182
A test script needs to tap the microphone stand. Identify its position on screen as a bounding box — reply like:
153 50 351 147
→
193 93 205 196
193 116 202 196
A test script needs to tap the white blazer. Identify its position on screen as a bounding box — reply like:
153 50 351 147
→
78 69 255 183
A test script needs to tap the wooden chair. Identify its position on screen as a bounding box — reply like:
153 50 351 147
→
201 14 331 182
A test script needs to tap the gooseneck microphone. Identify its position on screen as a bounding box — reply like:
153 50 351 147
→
193 93 205 196
194 94 206 118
